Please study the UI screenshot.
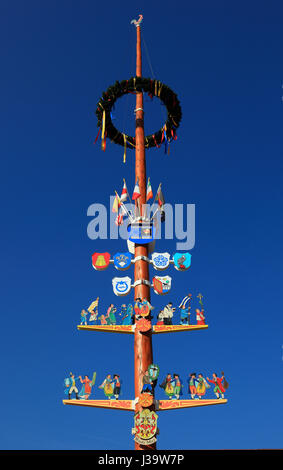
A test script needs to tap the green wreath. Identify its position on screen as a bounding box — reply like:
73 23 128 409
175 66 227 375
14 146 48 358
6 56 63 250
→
95 77 182 150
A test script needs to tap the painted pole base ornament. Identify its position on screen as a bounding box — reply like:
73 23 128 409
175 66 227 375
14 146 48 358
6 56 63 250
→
135 318 151 332
139 392 154 408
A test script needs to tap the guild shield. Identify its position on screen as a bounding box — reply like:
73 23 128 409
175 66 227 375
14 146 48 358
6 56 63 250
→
133 409 158 445
112 276 132 296
151 252 170 271
173 252 191 271
92 252 111 271
113 252 132 271
152 276 172 295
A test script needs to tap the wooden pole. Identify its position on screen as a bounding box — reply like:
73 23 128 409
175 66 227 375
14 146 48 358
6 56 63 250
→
133 22 156 450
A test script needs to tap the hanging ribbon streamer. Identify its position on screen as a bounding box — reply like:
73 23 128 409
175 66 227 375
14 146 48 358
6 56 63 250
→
171 127 177 141
152 134 160 148
101 110 106 151
94 127 101 144
101 131 107 151
123 133 127 163
163 124 168 154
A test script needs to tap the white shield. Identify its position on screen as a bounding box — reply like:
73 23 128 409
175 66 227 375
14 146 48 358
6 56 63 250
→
112 276 132 296
151 252 171 271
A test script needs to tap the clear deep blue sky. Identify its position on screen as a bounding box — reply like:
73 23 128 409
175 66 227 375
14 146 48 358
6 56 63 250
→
1 0 283 450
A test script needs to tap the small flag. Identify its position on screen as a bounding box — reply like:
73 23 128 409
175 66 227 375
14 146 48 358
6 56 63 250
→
120 180 128 203
146 178 153 201
115 214 124 226
132 178 141 200
87 297 99 313
157 185 165 209
112 194 121 213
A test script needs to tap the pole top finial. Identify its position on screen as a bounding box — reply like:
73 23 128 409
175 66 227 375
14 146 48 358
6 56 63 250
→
130 14 143 28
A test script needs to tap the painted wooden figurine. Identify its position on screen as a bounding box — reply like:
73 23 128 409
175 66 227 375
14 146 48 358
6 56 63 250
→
159 373 175 399
195 293 205 325
161 302 176 325
196 373 210 399
178 294 192 325
120 303 133 325
105 304 117 325
98 314 107 325
112 374 121 400
66 372 79 400
172 373 182 399
78 372 96 400
99 374 114 399
206 372 226 399
80 309 88 325
156 310 164 325
134 297 143 321
196 309 205 325
119 304 127 323
188 372 198 399
141 370 154 394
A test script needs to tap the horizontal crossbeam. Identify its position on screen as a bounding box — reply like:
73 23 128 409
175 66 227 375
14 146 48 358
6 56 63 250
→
63 398 227 411
77 324 208 334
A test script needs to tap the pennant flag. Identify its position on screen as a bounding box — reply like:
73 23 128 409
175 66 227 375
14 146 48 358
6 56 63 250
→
157 185 165 209
115 214 124 226
120 180 128 203
146 178 153 201
112 193 121 213
132 178 141 200
87 297 99 313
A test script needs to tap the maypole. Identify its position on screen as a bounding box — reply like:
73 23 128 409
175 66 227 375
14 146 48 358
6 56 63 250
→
133 16 155 450
62 15 228 452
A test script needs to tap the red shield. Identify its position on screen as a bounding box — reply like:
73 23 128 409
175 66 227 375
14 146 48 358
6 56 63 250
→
92 252 111 271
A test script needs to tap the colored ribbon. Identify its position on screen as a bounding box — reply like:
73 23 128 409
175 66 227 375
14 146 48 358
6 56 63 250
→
163 125 168 154
101 110 106 151
123 134 127 163
94 127 101 144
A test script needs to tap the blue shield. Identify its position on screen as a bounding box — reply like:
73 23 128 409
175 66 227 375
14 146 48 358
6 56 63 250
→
113 252 132 270
173 252 192 271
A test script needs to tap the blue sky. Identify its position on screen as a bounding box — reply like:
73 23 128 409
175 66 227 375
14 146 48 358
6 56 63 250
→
0 0 283 450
